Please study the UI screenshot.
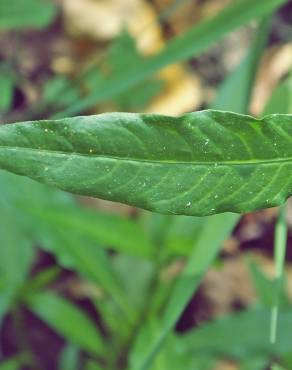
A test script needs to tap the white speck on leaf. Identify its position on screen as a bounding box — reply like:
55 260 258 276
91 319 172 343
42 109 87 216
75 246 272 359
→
186 201 191 207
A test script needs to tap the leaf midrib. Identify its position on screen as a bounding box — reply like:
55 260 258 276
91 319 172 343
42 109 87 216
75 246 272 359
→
1 145 292 167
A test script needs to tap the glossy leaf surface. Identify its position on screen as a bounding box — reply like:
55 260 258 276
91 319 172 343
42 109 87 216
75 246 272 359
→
0 111 292 216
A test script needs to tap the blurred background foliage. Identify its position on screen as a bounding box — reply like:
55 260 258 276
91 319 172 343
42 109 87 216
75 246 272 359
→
0 0 292 369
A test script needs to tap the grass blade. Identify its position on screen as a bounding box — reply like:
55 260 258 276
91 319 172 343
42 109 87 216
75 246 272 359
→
130 213 239 370
129 15 272 370
0 0 57 30
211 16 272 114
27 291 105 357
55 0 287 117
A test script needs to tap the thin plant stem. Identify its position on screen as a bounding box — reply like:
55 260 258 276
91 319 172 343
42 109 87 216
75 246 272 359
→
270 204 288 344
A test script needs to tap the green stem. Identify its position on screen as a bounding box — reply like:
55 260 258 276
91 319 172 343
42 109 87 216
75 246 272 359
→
270 204 288 343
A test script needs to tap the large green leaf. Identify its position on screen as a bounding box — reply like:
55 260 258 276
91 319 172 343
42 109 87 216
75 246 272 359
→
128 16 270 370
0 0 57 30
0 111 291 216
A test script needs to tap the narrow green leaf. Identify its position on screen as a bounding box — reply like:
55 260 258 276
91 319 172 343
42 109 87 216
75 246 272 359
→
43 76 82 110
130 321 215 370
28 204 153 258
264 74 292 115
38 228 136 322
27 292 105 356
0 0 57 30
0 205 33 290
98 31 164 111
162 214 239 326
162 216 206 256
20 266 60 296
56 0 287 117
211 53 253 113
211 16 271 115
0 198 34 322
0 170 142 322
155 1 283 64
260 67 291 345
130 15 269 370
0 111 292 216
0 169 153 258
111 254 154 309
130 213 239 370
248 259 280 307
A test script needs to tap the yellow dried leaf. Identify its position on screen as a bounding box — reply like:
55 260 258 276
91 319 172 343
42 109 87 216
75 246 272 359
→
251 43 292 115
62 0 163 54
146 65 202 115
